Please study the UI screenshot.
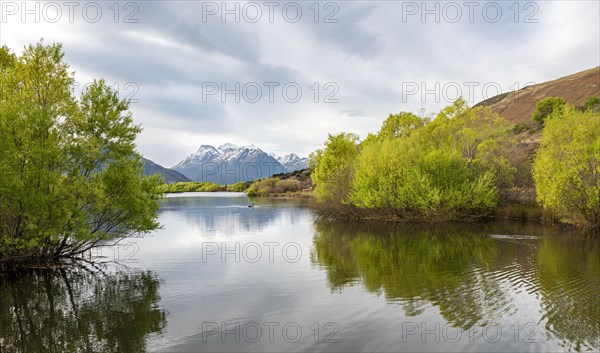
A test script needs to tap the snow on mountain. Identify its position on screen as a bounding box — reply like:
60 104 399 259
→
172 144 309 184
277 153 309 172
173 145 221 170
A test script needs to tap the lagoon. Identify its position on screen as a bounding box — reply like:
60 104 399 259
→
1 193 599 352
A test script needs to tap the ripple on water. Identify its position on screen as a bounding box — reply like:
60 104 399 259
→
488 234 540 240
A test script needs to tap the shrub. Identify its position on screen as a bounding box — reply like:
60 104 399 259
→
582 96 600 112
532 97 567 125
533 108 600 229
247 177 302 195
226 182 249 192
312 99 514 221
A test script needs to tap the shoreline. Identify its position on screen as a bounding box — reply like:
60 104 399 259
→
162 190 579 229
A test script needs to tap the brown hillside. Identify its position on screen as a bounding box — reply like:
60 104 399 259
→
475 67 599 205
476 67 600 125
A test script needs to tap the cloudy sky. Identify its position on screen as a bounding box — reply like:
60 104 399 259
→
2 0 599 167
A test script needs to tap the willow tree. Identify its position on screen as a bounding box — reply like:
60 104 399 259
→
348 100 511 220
309 133 359 215
533 107 600 230
0 42 162 268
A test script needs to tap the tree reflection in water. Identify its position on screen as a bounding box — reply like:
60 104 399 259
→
312 219 600 351
0 267 166 353
537 238 600 351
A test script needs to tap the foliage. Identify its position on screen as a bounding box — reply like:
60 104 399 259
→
510 123 531 134
533 107 600 229
309 133 359 208
0 41 162 267
0 45 16 68
311 99 514 221
158 181 225 193
246 177 302 196
376 112 424 140
582 95 600 112
226 181 250 192
531 97 567 125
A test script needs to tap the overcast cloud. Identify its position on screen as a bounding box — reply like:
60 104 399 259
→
1 0 599 167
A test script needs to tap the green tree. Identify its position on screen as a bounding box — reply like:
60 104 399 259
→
533 107 600 229
349 137 415 212
347 100 509 220
310 133 359 210
474 138 517 201
377 112 424 140
582 96 600 112
532 97 567 125
0 45 16 68
0 41 162 268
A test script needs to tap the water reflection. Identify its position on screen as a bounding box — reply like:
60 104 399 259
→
312 219 600 351
537 238 600 351
4 196 597 353
0 268 167 353
159 193 311 239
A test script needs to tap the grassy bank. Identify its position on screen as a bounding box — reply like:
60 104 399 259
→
159 169 313 197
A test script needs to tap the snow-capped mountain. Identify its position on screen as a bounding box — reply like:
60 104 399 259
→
278 153 309 172
173 143 305 184
174 145 221 171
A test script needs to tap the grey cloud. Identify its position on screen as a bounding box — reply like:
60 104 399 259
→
5 0 596 166
340 109 369 117
303 2 383 58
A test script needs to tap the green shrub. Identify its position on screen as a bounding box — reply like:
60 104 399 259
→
226 182 249 192
159 181 224 193
582 96 600 112
533 108 600 229
532 97 567 125
247 177 302 195
312 99 515 221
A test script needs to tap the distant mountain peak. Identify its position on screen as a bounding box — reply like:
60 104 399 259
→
218 143 239 151
172 143 308 184
278 153 309 172
218 143 260 152
278 153 300 162
196 144 219 153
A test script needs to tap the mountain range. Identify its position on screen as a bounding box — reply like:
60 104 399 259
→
142 144 308 184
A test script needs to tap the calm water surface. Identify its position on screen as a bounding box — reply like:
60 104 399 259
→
1 193 599 352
